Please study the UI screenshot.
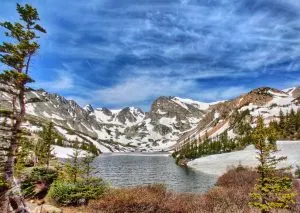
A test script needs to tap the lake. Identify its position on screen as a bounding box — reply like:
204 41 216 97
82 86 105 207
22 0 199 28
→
93 153 217 193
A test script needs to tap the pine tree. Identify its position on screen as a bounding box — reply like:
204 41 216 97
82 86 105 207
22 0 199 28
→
278 109 285 137
15 137 33 176
81 153 98 182
295 165 300 179
0 4 46 211
36 122 55 168
287 109 296 137
220 131 229 152
296 109 300 134
64 139 83 184
249 116 295 213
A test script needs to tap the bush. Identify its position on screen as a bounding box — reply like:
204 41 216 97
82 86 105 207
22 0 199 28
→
0 175 9 194
87 184 171 212
296 165 300 178
216 165 258 188
21 167 58 199
48 178 107 205
67 167 300 213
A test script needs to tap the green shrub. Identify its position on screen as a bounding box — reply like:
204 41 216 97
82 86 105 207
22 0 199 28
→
296 165 300 178
48 178 108 205
21 167 58 199
0 175 9 193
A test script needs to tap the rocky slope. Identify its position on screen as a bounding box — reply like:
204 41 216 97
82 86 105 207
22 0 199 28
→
0 89 216 152
176 86 300 149
1 86 299 153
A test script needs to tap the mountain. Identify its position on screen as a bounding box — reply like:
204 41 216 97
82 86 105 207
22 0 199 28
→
0 88 217 152
0 86 299 153
123 96 213 150
176 86 300 148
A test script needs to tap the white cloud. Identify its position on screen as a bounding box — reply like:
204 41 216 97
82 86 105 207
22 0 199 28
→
94 77 249 107
95 76 195 105
190 86 249 102
33 71 74 92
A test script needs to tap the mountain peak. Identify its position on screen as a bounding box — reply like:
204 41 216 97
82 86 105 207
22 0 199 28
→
248 87 286 96
83 104 94 113
283 86 300 98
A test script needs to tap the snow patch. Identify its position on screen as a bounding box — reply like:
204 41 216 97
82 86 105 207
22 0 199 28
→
52 145 88 158
188 141 300 176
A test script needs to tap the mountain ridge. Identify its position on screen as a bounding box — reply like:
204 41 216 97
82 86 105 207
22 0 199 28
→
0 86 299 153
176 86 300 149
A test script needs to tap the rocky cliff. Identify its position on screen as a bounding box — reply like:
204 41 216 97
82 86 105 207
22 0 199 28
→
176 86 300 149
1 86 299 153
0 89 215 152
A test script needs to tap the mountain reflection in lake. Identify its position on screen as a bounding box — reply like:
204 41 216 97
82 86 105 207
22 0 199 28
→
94 153 217 193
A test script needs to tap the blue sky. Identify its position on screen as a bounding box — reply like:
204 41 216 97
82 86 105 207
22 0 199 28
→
1 0 300 111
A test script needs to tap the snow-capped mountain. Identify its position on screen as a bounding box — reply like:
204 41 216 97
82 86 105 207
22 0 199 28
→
89 107 145 125
0 86 299 153
176 86 300 149
0 88 216 152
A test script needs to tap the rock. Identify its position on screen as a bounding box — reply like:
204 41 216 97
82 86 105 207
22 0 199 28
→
153 124 172 136
33 204 62 213
177 158 190 167
116 107 145 124
36 199 45 205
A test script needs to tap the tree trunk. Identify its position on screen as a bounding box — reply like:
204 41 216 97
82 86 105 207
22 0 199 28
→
4 85 28 212
0 125 11 212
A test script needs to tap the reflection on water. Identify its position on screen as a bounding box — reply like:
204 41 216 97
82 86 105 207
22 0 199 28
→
93 153 217 193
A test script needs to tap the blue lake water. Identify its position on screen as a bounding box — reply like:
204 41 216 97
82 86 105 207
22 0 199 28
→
94 153 217 193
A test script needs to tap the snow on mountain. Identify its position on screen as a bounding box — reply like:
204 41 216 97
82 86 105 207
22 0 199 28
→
173 97 222 111
0 88 216 152
83 104 94 113
282 87 296 95
90 107 145 125
1 86 299 153
176 87 300 149
172 97 210 110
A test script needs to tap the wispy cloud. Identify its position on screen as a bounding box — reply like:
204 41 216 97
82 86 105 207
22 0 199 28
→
1 0 300 110
33 69 74 92
95 76 195 105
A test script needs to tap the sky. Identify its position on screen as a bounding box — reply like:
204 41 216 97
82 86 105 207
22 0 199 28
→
0 0 300 111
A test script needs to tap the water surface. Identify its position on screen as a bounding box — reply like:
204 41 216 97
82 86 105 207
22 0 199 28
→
94 153 217 193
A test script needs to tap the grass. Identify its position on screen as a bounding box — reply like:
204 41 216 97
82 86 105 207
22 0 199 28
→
61 166 300 213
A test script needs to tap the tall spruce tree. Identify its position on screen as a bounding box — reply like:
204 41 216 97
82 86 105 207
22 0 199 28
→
36 122 55 168
64 139 83 184
0 4 46 212
81 153 98 182
249 116 295 213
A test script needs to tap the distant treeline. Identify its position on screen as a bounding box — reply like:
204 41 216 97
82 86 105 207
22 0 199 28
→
173 108 300 163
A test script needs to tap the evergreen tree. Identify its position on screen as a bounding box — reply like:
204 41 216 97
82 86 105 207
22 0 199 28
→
295 165 300 179
64 139 83 184
15 137 33 176
0 4 46 211
278 109 285 130
287 109 296 137
81 153 98 182
220 131 229 152
36 122 55 168
249 116 295 213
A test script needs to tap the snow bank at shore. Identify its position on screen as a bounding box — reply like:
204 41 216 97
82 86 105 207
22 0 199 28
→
188 141 300 176
52 145 88 158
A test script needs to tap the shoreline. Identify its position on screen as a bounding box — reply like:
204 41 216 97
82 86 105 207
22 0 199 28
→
187 140 300 176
